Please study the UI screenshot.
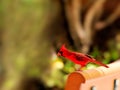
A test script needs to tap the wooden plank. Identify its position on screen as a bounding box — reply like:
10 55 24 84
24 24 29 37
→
65 60 120 90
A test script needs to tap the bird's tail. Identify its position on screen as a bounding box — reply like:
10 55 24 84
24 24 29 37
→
91 59 109 68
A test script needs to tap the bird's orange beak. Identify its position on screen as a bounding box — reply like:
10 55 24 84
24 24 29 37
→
57 52 61 56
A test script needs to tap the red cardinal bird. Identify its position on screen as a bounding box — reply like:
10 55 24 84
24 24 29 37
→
57 44 109 68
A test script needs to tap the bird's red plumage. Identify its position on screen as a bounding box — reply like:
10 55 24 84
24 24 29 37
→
57 44 109 68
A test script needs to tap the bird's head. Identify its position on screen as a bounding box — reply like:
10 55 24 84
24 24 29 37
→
57 44 66 56
57 51 63 56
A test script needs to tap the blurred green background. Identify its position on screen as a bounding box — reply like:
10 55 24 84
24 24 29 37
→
0 0 120 90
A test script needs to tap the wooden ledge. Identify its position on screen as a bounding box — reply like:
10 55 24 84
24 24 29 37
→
65 60 120 90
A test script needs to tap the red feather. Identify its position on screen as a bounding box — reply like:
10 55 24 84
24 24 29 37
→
57 44 109 68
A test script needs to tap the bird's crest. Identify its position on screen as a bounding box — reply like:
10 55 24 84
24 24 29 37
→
60 44 67 50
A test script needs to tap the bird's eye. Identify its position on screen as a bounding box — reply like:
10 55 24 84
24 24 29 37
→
57 51 63 56
59 51 62 54
59 51 63 55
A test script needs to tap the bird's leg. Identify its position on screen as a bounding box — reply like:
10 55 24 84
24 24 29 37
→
75 64 82 71
75 64 86 71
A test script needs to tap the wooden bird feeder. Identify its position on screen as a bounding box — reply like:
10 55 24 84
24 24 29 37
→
65 60 120 90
